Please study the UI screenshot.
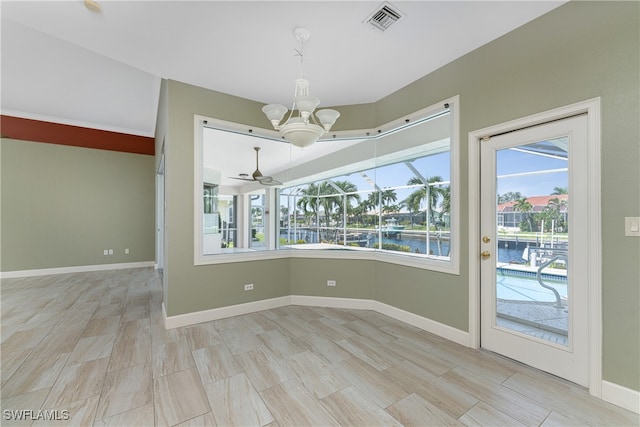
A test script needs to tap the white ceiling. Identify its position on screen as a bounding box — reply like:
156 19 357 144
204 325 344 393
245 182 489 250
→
1 0 565 187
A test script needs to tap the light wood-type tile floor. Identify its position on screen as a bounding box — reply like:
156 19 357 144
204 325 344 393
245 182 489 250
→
1 268 638 426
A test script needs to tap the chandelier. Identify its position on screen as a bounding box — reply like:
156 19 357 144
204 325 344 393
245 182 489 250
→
262 27 340 148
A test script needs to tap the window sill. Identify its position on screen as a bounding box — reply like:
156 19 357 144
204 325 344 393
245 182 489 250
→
195 247 459 275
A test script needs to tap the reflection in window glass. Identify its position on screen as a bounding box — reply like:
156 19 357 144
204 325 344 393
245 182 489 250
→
279 150 451 260
203 183 237 254
218 194 237 250
250 192 266 250
196 101 457 271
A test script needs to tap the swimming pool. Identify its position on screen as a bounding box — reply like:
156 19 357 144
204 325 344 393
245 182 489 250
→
496 271 568 303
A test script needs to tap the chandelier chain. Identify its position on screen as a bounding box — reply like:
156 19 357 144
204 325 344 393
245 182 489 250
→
294 37 305 78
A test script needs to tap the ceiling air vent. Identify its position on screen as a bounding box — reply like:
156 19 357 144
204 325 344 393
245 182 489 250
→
364 2 403 32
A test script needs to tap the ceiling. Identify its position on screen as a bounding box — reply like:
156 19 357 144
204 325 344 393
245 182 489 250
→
1 1 565 187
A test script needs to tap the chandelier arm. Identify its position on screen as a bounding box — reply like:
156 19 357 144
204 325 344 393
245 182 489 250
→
284 100 296 126
308 112 323 129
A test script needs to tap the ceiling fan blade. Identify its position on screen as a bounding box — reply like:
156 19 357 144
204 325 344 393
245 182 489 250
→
228 176 255 182
257 176 282 186
231 146 281 186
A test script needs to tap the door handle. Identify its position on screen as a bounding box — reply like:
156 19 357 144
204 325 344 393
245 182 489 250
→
481 251 491 259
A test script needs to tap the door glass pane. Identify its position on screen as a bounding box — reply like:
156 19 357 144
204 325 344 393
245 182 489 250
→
495 139 569 346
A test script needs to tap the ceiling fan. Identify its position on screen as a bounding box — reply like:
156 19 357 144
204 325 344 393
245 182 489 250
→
230 147 282 186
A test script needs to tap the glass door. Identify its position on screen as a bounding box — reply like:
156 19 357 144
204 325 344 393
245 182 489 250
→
480 115 589 386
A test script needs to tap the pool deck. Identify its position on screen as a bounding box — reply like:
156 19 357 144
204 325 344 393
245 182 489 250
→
496 264 569 345
498 298 567 331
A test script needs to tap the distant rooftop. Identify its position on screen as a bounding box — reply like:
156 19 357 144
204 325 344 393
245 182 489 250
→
498 195 568 213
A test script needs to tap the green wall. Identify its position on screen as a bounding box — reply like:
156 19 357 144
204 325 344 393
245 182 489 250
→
374 1 640 389
163 1 638 391
1 139 155 271
290 259 375 301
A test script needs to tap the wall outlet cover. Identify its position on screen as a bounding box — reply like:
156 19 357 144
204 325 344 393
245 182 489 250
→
625 217 640 237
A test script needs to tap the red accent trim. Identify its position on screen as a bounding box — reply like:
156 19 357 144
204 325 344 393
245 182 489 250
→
0 115 155 155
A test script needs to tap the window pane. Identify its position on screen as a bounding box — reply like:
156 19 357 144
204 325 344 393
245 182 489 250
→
198 101 457 272
278 147 451 260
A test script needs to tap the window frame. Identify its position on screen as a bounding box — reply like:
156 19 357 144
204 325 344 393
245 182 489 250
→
194 96 460 275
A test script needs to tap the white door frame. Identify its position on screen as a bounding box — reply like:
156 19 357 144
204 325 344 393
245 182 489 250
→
156 151 165 271
468 98 602 397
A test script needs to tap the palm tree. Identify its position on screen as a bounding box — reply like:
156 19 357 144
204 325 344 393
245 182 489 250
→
351 203 366 227
406 176 444 226
498 191 524 204
356 194 379 227
368 188 397 209
329 180 360 226
513 196 534 232
299 180 361 228
552 186 568 195
439 186 451 228
382 204 401 215
296 183 320 226
403 190 423 228
280 206 289 224
380 188 398 207
203 187 214 214
365 188 397 227
543 197 568 232
317 181 337 227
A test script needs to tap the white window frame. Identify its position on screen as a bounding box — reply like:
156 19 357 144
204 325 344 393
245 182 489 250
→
194 96 460 275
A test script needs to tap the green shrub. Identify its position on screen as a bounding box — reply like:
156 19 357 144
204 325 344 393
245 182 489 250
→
381 243 411 252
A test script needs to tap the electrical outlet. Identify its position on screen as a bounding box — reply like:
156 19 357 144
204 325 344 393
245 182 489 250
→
103 249 109 256
125 248 130 254
244 283 254 291
108 249 113 255
327 280 336 287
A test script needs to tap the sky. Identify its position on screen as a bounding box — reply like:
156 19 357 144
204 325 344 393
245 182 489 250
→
277 136 569 215
283 151 451 209
496 142 568 197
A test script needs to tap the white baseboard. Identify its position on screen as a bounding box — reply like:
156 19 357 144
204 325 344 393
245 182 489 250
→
290 295 469 346
373 301 470 346
164 294 470 348
601 380 640 414
290 295 373 311
163 296 291 329
0 261 155 279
